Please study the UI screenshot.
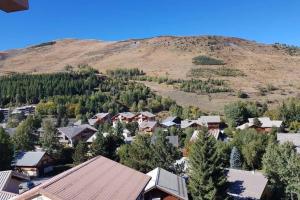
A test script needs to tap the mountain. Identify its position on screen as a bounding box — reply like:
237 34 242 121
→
0 36 299 112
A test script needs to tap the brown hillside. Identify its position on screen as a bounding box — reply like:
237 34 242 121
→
1 36 299 112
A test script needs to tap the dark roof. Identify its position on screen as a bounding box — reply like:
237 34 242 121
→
151 135 179 148
13 151 46 167
15 156 151 200
145 168 188 200
58 124 97 139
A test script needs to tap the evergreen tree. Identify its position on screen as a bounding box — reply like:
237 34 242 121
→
90 132 106 157
40 119 62 158
73 141 88 165
188 133 228 200
229 146 241 169
150 130 181 172
114 121 124 137
118 134 153 173
0 128 14 170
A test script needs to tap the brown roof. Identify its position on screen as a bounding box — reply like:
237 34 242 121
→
14 156 151 200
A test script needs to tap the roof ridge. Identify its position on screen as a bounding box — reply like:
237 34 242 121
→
155 167 160 186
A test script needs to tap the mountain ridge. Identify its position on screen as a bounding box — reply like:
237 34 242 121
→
0 35 299 111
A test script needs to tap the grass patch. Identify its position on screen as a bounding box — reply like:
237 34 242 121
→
192 55 225 65
188 67 245 77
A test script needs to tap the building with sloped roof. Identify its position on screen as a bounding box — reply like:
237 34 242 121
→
57 124 97 146
237 117 283 133
145 167 188 200
139 121 158 133
137 111 156 124
112 112 138 127
0 170 29 200
277 133 300 154
151 135 179 148
14 156 151 200
13 151 54 177
227 168 269 200
88 113 110 126
161 116 181 128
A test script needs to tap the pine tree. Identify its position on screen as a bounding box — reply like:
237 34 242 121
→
114 121 124 137
150 130 181 172
40 119 62 158
90 132 106 157
230 146 241 169
188 133 228 200
118 134 153 173
0 128 14 170
73 141 88 165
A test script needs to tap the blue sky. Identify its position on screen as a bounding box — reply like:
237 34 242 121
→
1 0 300 50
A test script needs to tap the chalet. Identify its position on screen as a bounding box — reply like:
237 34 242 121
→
237 117 283 133
112 112 137 126
57 124 97 146
139 121 158 133
277 133 300 154
190 129 221 142
227 168 269 200
0 170 29 200
181 120 200 129
88 112 110 126
197 115 221 129
161 116 181 128
180 116 221 129
145 167 188 200
14 156 151 200
0 0 29 13
137 111 156 124
12 151 54 177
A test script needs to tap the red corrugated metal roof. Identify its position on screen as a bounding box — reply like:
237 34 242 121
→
14 156 151 200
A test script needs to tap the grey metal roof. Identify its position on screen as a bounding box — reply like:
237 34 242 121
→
0 170 29 200
5 128 17 137
227 168 268 200
14 151 46 167
166 136 179 147
198 115 221 125
58 124 97 139
277 133 300 154
151 135 179 147
0 191 17 200
146 168 188 200
162 116 179 124
0 171 11 190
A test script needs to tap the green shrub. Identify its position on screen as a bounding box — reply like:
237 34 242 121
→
192 55 225 65
188 67 245 77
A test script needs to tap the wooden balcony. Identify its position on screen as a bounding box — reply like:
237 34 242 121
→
0 0 29 13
